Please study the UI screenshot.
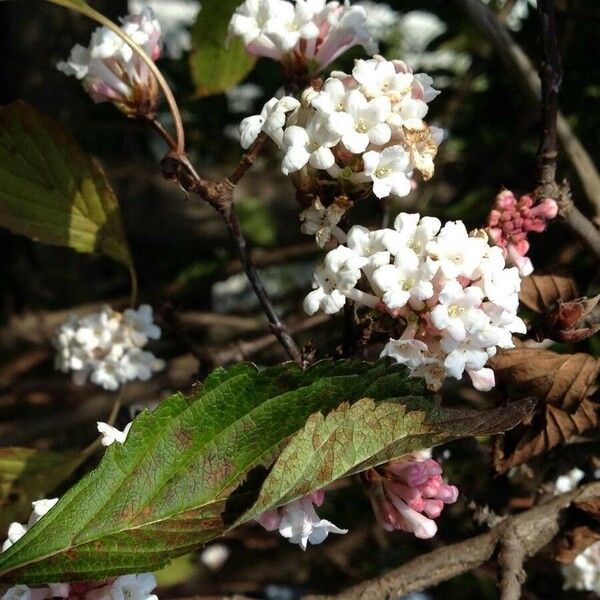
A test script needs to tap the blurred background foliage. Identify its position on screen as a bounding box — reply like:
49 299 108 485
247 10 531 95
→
0 0 599 598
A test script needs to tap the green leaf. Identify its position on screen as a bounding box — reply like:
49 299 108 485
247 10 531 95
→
0 101 133 269
189 0 257 97
0 360 534 583
0 448 83 533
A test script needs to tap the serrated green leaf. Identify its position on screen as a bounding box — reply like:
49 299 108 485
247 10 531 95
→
0 361 534 583
189 0 257 97
0 101 132 269
0 448 83 533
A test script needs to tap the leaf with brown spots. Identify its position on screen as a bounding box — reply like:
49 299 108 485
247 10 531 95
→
493 399 599 473
491 348 600 413
519 270 579 313
0 360 533 583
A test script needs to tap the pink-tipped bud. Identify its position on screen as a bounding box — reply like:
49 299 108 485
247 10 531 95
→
485 189 557 276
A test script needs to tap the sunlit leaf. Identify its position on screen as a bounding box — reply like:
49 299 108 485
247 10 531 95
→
0 101 133 269
189 0 256 97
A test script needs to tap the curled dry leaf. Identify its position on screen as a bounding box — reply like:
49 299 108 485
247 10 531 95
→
490 348 600 413
519 270 579 313
493 399 599 473
491 348 600 473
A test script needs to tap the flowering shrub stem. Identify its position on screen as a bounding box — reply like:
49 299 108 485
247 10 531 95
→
150 118 302 363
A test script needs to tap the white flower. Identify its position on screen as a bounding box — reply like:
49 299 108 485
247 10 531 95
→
555 468 585 494
97 422 133 446
257 493 347 550
304 246 368 315
108 574 158 600
2 498 58 552
381 337 432 371
123 305 161 347
356 1 399 42
58 8 162 116
328 90 391 153
352 57 414 102
426 221 488 279
466 367 496 392
1 522 28 552
430 281 486 342
300 198 347 247
372 254 436 310
281 113 340 175
362 146 412 199
392 212 441 258
562 542 600 592
239 95 300 149
346 225 393 277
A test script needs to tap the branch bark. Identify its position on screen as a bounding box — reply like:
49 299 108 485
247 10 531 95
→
306 481 600 600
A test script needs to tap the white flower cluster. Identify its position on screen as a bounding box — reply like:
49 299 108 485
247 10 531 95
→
228 0 377 73
58 8 162 115
53 305 165 391
303 212 526 391
562 542 600 593
240 55 442 198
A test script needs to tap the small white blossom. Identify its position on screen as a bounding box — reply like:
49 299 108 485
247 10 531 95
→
257 493 347 550
304 246 368 315
199 544 231 571
239 96 300 149
52 305 164 391
97 422 133 446
362 146 412 199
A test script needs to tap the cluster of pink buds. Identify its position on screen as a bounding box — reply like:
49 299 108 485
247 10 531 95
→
364 451 458 539
487 190 558 276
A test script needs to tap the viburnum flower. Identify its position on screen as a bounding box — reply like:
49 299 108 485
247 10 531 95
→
486 189 558 276
299 198 348 247
364 451 458 539
256 491 347 549
228 0 377 75
241 56 442 202
2 498 58 552
58 8 162 117
304 245 370 314
303 212 527 391
97 421 133 447
52 305 164 391
239 96 300 149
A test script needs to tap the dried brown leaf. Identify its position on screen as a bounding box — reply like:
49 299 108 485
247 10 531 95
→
493 399 599 473
491 348 600 413
519 270 579 313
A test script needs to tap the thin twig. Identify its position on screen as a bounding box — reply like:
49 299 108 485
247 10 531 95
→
150 119 302 363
